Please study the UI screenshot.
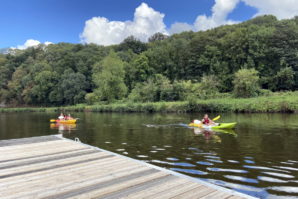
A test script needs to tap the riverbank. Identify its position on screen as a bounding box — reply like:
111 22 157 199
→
1 92 297 113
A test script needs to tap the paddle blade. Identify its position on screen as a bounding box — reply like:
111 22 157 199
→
212 115 220 121
50 119 56 123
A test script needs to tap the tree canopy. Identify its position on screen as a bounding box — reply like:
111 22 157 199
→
0 15 297 106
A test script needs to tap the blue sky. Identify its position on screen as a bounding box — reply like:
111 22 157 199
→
0 0 296 48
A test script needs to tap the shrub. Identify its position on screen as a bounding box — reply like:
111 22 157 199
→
233 68 260 98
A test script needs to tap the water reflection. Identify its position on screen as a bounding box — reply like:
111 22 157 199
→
50 123 77 133
192 128 222 143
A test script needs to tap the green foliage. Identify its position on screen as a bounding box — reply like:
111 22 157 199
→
117 36 147 54
85 93 98 105
274 67 295 91
1 15 298 107
148 32 168 42
197 75 220 99
233 68 260 98
129 74 173 102
92 51 127 102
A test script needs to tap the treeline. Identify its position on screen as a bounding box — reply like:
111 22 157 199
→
0 15 297 106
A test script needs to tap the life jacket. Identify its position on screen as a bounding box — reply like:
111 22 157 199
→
203 118 210 124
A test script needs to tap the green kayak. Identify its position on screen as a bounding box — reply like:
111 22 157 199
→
210 122 237 129
189 122 237 129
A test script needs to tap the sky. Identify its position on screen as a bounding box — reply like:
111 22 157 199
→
1 0 298 48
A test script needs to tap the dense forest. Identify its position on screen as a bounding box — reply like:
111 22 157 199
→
0 15 297 106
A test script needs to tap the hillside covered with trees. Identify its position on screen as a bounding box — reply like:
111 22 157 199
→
0 15 297 107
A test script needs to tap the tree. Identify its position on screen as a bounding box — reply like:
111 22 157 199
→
274 67 295 91
125 54 152 90
92 51 127 102
233 68 260 98
31 70 58 104
129 74 174 102
118 36 147 54
148 32 168 42
198 75 220 99
61 71 88 104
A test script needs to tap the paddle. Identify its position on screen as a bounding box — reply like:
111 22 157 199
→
212 115 220 121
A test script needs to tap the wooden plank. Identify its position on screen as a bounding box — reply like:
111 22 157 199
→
0 135 60 147
200 190 235 199
0 141 86 155
144 182 201 199
57 170 169 199
226 196 245 199
0 147 88 164
0 155 122 187
0 148 100 170
96 175 177 199
125 178 190 199
0 153 113 179
171 185 216 198
8 167 153 199
0 160 143 198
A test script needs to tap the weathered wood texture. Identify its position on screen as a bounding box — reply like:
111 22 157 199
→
0 135 255 199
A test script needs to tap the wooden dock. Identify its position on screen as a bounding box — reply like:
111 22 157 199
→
0 135 255 199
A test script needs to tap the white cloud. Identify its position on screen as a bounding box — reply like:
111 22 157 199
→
194 0 240 31
169 22 194 34
12 39 52 50
80 3 168 45
166 0 240 34
242 0 298 19
79 1 298 45
16 39 40 50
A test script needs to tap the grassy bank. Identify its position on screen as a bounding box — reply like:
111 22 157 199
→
1 92 297 113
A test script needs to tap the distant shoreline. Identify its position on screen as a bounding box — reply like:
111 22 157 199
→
1 93 297 113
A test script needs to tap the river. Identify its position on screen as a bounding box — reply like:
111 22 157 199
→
0 112 297 198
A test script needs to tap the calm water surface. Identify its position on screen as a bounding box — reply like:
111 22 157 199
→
0 112 298 198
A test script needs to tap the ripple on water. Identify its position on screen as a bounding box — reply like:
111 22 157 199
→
272 166 298 171
207 167 248 173
244 156 254 160
196 161 213 166
173 162 195 167
166 157 179 161
171 168 207 175
116 149 125 151
243 165 289 173
288 160 298 163
228 160 240 163
122 152 128 155
280 161 294 165
105 141 111 144
156 148 165 151
262 172 295 179
224 175 259 184
151 160 174 165
137 155 148 158
244 160 255 164
149 150 157 153
257 176 287 183
269 186 298 194
204 155 220 159
121 143 127 145
206 179 265 197
206 158 223 163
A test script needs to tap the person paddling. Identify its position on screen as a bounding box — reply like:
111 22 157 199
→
58 113 65 121
201 114 214 126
